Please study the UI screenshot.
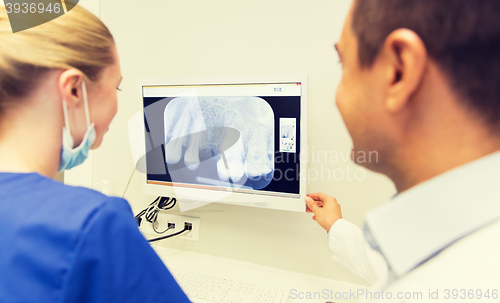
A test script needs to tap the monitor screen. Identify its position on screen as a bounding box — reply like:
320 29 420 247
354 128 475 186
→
139 76 307 212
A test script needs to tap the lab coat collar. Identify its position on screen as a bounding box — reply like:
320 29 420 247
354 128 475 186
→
365 150 500 278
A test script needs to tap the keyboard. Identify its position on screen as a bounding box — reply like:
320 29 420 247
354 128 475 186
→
171 269 289 303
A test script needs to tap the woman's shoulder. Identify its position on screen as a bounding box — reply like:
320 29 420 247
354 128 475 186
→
0 173 147 302
0 172 132 234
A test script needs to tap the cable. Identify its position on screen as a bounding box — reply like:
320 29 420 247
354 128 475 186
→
153 222 174 234
134 196 190 242
134 196 177 232
122 168 136 199
148 226 190 243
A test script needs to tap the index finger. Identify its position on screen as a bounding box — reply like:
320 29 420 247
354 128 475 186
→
305 196 321 213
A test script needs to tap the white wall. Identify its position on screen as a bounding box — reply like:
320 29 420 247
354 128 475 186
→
75 0 100 16
95 0 396 285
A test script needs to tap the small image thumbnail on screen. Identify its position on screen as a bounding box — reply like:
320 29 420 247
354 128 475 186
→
163 96 275 191
281 125 295 138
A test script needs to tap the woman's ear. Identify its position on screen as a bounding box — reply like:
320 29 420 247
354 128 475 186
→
58 69 84 108
381 29 428 113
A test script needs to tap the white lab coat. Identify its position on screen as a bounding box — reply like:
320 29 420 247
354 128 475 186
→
329 219 500 302
328 218 388 285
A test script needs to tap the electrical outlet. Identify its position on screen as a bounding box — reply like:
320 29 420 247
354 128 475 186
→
178 216 200 241
134 209 200 241
156 214 200 241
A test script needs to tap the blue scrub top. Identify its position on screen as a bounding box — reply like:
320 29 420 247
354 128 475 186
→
0 172 191 303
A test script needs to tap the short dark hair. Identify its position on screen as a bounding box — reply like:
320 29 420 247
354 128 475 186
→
352 0 500 127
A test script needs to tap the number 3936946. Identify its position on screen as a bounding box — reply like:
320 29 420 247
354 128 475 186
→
6 2 62 14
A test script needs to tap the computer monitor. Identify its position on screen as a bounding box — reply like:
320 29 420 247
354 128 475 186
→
138 75 307 212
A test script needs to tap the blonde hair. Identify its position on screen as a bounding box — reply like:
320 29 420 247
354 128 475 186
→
0 4 115 110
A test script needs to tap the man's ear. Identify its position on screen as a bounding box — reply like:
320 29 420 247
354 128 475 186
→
58 69 84 108
381 29 427 113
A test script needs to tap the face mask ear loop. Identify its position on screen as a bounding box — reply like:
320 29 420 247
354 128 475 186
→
62 99 71 134
82 80 91 128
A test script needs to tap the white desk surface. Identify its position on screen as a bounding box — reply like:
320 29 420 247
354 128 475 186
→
154 247 364 303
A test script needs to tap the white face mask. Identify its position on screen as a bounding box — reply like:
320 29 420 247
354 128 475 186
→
58 81 96 172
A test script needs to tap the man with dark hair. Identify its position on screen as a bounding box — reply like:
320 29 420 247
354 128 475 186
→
306 0 500 299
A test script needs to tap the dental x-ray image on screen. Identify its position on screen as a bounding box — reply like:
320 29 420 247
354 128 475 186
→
163 96 275 190
141 78 304 211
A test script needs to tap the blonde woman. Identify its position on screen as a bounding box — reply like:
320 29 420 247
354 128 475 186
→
0 6 189 303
